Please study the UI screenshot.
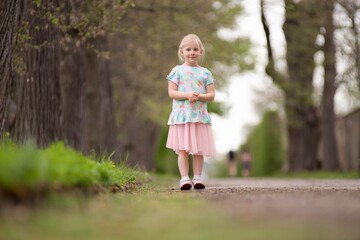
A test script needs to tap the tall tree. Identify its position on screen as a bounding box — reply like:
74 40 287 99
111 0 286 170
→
60 0 130 156
322 0 339 170
1 0 252 170
336 0 360 100
0 1 22 135
11 0 62 146
261 0 322 171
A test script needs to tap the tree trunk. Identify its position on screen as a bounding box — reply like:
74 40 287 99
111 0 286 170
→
322 0 339 170
58 0 118 157
261 0 321 171
11 0 62 146
283 0 322 171
81 37 117 155
0 0 21 135
60 42 84 150
349 2 360 92
61 37 117 157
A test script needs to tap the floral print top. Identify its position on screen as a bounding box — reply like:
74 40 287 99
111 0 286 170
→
167 65 215 125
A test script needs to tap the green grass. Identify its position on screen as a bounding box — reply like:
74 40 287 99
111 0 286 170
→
0 141 144 196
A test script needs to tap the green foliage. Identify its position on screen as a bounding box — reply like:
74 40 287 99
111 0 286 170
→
0 141 141 194
154 127 178 175
208 101 229 116
245 110 285 176
12 0 253 171
33 0 42 7
207 159 229 178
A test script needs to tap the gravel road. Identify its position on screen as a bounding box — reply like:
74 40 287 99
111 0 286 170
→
189 178 360 238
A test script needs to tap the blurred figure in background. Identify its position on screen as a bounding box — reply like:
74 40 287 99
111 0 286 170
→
227 150 237 177
241 148 252 177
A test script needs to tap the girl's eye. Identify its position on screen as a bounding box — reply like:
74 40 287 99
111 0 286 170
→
185 48 199 51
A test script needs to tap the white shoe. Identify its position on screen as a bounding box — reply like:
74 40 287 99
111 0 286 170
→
192 177 205 189
179 179 192 190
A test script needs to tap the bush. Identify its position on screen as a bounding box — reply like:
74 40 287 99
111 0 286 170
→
246 110 285 176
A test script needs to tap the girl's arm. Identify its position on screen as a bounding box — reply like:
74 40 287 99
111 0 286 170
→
197 83 215 102
168 81 198 102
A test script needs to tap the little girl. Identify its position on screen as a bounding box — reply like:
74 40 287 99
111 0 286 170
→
166 34 216 190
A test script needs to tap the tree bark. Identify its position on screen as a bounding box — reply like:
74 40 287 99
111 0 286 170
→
61 37 117 157
0 0 21 135
322 0 339 170
81 37 117 156
60 42 84 150
11 0 62 146
58 1 118 158
284 0 322 171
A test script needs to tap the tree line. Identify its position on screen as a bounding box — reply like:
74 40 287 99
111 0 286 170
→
0 0 251 169
1 0 358 172
259 0 359 171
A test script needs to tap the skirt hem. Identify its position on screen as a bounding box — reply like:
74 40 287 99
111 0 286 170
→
166 123 216 157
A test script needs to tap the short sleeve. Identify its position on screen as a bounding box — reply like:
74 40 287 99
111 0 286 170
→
204 70 215 86
167 66 179 85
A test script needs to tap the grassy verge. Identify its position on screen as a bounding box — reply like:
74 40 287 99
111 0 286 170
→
0 141 145 199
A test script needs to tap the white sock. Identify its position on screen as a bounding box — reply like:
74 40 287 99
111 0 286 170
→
181 176 190 181
193 175 201 180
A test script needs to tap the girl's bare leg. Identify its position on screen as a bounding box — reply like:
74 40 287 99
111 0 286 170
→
178 151 189 177
193 155 205 189
193 155 204 176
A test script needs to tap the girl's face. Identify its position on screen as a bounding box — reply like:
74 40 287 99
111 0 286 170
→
181 40 202 66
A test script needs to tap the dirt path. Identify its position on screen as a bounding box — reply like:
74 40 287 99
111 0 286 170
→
189 178 360 237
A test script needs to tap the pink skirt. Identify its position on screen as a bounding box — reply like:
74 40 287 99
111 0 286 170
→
166 123 216 157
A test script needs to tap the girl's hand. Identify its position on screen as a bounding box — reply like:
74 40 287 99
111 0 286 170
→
187 92 199 103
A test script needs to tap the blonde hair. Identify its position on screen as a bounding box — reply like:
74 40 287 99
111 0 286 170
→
178 34 205 63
